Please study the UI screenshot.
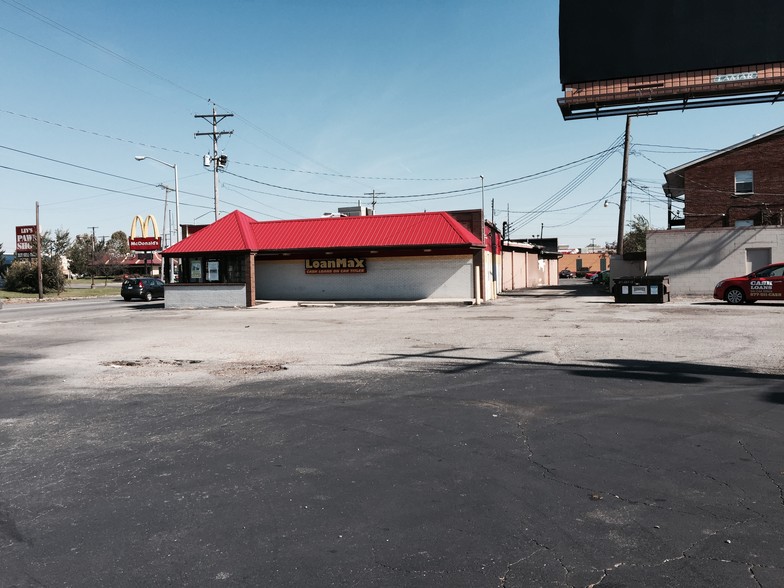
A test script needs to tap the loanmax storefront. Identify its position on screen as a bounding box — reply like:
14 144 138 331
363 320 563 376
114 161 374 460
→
163 210 485 307
256 253 475 301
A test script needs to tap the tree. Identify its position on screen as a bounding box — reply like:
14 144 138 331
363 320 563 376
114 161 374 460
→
0 242 5 275
36 228 71 258
106 230 129 255
67 233 99 277
4 258 66 293
622 214 652 253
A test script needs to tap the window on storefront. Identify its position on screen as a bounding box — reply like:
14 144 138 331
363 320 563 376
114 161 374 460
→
179 254 246 283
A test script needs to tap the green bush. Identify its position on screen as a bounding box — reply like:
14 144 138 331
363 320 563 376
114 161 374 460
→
4 259 66 294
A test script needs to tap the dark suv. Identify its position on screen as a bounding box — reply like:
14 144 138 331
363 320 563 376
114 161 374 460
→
121 277 165 301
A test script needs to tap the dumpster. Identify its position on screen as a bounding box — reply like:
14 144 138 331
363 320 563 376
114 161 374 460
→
613 275 670 303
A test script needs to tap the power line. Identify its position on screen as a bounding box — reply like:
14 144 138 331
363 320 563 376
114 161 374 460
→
633 142 718 152
1 0 208 103
0 163 166 203
0 109 204 158
0 144 162 186
233 158 480 182
508 134 625 233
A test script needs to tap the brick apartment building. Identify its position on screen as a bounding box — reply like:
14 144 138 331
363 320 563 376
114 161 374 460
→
664 126 784 230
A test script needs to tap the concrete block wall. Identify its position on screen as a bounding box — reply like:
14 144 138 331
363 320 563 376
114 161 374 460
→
165 284 247 309
256 255 473 301
647 226 784 295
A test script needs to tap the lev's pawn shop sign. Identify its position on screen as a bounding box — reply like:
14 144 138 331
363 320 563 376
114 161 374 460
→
15 225 36 259
129 214 161 251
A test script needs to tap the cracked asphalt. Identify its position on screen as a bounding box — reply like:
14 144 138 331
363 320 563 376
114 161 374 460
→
1 283 783 587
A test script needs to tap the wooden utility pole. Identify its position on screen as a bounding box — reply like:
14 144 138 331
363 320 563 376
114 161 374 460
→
88 226 98 288
36 201 43 299
195 106 234 221
363 190 385 213
617 115 632 255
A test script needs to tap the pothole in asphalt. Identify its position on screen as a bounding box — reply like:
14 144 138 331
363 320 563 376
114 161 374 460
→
101 357 287 375
101 358 204 368
211 362 287 376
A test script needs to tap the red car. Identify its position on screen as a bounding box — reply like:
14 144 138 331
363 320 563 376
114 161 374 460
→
713 262 784 304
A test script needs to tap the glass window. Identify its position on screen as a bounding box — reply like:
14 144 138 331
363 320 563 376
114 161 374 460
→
735 170 753 194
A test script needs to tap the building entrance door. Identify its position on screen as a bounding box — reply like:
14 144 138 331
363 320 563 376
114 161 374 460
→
746 248 771 273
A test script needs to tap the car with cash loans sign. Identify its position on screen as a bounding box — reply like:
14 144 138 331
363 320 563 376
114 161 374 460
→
713 262 784 304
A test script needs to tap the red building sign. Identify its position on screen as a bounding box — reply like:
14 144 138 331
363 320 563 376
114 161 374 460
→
15 225 36 259
129 214 161 251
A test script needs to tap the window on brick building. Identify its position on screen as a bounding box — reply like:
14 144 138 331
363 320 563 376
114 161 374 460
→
734 170 754 195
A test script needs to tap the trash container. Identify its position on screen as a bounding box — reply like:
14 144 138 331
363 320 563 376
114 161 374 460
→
613 275 670 303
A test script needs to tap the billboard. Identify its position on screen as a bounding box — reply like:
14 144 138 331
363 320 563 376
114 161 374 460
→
559 0 784 119
15 225 36 259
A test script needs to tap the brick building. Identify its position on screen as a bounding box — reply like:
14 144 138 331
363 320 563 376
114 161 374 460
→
664 126 784 230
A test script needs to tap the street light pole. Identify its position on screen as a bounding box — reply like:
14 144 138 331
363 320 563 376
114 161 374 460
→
136 155 181 282
135 156 180 243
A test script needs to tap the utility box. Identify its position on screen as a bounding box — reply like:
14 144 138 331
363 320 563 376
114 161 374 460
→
613 275 670 303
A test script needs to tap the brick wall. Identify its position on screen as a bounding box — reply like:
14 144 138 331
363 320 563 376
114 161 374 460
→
684 133 784 229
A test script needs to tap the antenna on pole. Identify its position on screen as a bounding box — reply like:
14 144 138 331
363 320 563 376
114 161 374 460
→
195 106 233 221
364 190 384 213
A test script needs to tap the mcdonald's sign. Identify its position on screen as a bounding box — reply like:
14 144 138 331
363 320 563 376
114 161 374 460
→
129 214 161 251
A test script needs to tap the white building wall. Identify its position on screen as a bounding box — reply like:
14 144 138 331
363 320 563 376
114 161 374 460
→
483 249 502 299
502 251 527 290
256 255 474 301
165 284 247 308
647 226 784 295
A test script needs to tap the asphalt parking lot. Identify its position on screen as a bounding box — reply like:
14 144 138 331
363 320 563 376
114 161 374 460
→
1 283 783 587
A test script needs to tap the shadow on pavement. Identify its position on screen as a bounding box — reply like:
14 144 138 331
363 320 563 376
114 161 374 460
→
348 348 784 389
126 302 165 311
501 281 611 298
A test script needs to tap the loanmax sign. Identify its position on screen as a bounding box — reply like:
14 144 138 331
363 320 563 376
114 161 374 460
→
305 258 367 274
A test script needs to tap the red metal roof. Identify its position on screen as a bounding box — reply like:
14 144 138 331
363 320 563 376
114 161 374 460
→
165 211 482 254
251 212 481 251
165 210 256 254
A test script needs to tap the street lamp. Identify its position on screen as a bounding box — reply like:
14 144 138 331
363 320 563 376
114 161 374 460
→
136 155 180 282
134 155 180 245
604 200 620 208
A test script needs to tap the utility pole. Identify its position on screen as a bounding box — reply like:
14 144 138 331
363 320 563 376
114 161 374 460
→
617 114 632 255
195 106 233 221
88 226 98 288
363 190 384 213
480 175 485 243
158 185 174 247
36 202 43 299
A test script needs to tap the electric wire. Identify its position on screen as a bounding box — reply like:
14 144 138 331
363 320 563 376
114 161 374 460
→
507 134 624 234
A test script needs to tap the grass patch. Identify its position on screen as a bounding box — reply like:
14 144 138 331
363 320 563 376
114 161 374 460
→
1 287 120 300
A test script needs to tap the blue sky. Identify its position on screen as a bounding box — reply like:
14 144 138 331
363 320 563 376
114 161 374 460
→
2 1 782 253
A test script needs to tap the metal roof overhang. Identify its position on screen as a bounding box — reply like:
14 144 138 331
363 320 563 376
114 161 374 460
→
255 242 483 256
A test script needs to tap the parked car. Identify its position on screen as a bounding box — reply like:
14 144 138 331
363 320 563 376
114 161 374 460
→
121 277 165 301
559 269 573 279
584 271 598 280
592 270 610 286
713 262 784 304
